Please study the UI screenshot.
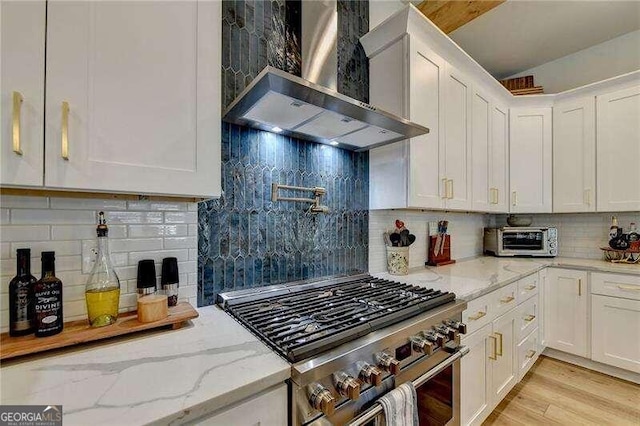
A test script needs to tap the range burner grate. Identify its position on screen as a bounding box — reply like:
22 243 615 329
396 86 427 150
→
222 276 456 362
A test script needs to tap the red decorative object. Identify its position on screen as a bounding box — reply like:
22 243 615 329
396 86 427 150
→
427 235 456 267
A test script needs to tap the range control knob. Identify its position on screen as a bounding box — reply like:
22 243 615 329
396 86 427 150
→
410 335 435 355
424 330 446 347
435 324 458 341
445 319 467 335
357 362 383 387
376 352 400 375
308 383 336 416
334 371 361 400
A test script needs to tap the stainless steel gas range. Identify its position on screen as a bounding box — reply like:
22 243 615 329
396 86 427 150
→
218 274 468 425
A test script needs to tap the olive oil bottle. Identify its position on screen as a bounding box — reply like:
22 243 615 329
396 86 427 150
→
85 212 121 327
34 252 63 337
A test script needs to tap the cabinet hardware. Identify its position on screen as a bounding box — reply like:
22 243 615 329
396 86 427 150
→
512 191 517 206
584 188 591 205
495 188 499 204
524 284 536 291
446 179 454 199
578 278 582 296
468 311 486 321
495 332 503 356
489 335 497 360
441 178 447 199
525 349 536 359
499 296 515 304
617 285 640 291
12 91 24 155
61 101 70 160
524 314 536 322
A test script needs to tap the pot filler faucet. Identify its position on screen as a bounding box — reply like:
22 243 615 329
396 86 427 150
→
271 183 329 213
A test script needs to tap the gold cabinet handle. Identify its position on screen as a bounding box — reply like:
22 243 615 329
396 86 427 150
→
495 188 499 204
491 188 499 204
617 285 640 291
495 332 503 356
500 296 515 304
524 314 536 322
584 188 591 206
447 179 454 199
524 284 536 291
512 191 517 206
12 91 24 155
578 278 582 296
441 178 447 199
526 349 536 359
468 311 486 321
489 335 498 360
61 101 70 160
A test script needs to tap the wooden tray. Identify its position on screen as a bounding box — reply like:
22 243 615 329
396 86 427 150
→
600 247 640 264
0 302 198 361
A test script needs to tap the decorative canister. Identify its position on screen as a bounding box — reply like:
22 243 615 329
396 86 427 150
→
386 246 410 275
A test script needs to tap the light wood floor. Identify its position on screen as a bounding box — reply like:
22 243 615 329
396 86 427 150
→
483 355 640 426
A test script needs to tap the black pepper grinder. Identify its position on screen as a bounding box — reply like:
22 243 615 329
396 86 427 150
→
161 257 179 307
137 259 157 297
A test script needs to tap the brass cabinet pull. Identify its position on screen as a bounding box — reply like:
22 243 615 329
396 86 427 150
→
495 188 499 204
500 296 515 304
495 332 503 356
61 101 70 160
524 314 536 322
578 278 582 296
526 349 536 359
12 91 24 155
468 311 486 321
584 188 591 205
441 178 447 199
617 285 640 291
512 191 517 206
524 284 536 291
489 335 498 360
446 179 454 199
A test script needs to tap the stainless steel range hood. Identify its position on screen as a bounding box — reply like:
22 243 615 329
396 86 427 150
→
221 1 428 152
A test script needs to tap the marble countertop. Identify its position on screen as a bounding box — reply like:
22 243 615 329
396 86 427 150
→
0 305 291 426
375 256 639 301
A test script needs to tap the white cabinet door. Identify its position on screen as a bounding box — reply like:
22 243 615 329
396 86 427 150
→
545 268 589 357
553 97 596 212
0 1 46 187
444 65 472 210
539 268 548 350
197 384 288 425
461 323 493 426
591 295 640 373
45 1 221 198
408 41 446 209
471 88 491 212
489 103 509 213
509 108 552 213
489 308 518 404
597 85 640 212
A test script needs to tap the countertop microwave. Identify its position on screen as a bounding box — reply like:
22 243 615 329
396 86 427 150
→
484 227 558 257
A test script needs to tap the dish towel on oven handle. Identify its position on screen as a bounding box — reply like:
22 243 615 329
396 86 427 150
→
378 382 419 426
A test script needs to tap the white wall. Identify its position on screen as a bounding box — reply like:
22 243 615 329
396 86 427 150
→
369 210 493 273
507 30 640 94
0 195 198 332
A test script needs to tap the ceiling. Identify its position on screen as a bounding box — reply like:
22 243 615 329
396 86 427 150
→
448 0 640 79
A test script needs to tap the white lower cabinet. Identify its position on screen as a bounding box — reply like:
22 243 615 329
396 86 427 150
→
545 268 589 357
517 328 540 381
460 323 493 426
196 384 287 426
490 308 518 403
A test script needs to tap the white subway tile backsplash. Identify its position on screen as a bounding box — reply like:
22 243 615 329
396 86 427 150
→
1 225 50 242
11 240 81 257
106 211 163 224
128 224 187 237
178 260 197 274
164 211 197 224
188 224 198 235
129 249 189 265
50 197 127 211
51 225 127 240
127 200 187 211
188 203 198 212
109 238 163 253
0 195 48 209
1 243 9 259
164 236 197 249
12 209 97 225
1 209 9 224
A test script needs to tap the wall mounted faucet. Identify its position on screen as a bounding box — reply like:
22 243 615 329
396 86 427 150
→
271 183 329 213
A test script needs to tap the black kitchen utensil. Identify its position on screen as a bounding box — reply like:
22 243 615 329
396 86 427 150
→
389 233 401 247
408 234 416 246
400 229 410 247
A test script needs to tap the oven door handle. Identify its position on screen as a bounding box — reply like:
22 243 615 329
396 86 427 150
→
347 346 470 426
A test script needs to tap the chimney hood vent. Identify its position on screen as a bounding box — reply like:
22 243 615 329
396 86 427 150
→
222 66 429 152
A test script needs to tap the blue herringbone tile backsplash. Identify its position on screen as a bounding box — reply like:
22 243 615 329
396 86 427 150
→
198 0 370 306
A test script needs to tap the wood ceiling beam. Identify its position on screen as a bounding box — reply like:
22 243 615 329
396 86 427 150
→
416 0 506 34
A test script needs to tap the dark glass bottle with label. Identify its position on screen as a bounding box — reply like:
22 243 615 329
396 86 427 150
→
9 248 36 336
34 251 63 337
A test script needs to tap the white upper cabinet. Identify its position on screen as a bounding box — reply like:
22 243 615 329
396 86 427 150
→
44 1 221 198
596 85 640 212
471 88 491 212
509 108 552 213
0 1 46 187
490 104 509 212
444 65 472 210
553 97 596 212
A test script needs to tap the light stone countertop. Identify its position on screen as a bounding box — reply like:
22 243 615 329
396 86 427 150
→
375 256 639 301
0 305 291 426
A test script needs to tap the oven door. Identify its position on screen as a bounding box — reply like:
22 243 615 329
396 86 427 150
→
347 347 468 426
499 229 547 255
